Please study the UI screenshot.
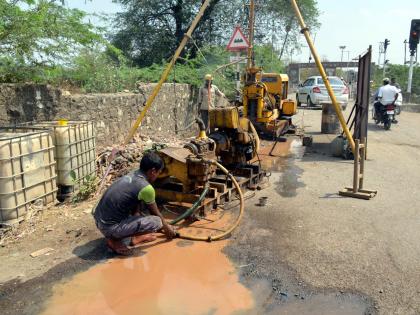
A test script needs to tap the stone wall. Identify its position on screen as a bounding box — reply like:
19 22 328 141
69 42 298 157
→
0 83 199 147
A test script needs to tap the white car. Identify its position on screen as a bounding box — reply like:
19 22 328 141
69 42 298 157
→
296 76 349 110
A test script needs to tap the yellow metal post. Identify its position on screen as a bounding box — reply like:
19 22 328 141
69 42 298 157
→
123 0 212 144
289 0 355 153
247 0 255 69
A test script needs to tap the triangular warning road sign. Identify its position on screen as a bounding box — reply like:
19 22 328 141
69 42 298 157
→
227 26 250 51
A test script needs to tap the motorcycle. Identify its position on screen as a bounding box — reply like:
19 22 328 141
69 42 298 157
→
374 102 395 130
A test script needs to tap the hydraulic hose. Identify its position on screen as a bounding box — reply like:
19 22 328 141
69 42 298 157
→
169 186 209 225
248 120 260 152
174 160 245 242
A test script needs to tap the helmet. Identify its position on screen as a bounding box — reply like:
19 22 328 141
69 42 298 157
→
383 77 390 84
204 74 213 81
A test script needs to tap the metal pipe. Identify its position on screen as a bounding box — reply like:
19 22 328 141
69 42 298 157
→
359 138 366 189
123 0 213 144
247 0 255 69
353 139 360 193
289 0 355 153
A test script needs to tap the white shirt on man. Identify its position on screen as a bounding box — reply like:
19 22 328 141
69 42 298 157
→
198 84 225 111
378 84 399 105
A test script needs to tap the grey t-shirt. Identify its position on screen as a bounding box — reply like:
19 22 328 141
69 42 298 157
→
94 170 155 225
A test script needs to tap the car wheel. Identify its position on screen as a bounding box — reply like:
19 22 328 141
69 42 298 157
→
307 96 315 107
296 94 301 107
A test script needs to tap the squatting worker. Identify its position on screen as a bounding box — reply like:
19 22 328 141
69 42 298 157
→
93 152 176 255
197 74 226 131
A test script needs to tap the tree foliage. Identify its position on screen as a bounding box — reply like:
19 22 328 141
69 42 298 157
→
112 0 320 67
0 0 303 96
372 64 420 95
0 0 102 70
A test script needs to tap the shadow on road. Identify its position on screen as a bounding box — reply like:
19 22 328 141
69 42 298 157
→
319 193 345 199
72 236 171 262
72 238 112 262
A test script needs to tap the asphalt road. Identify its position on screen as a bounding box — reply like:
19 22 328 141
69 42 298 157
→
226 105 420 314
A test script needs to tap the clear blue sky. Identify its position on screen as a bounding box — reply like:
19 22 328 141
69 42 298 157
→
294 0 420 65
67 0 420 65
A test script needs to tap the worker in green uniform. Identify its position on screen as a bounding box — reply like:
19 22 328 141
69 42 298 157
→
93 152 176 255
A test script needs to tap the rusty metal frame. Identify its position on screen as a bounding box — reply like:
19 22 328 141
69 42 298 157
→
346 46 372 142
339 139 377 200
156 165 266 216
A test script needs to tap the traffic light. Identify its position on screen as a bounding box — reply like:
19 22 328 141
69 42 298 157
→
409 19 420 53
384 38 390 52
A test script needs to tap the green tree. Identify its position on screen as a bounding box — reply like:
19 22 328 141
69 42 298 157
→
372 63 420 95
112 0 320 67
0 0 103 81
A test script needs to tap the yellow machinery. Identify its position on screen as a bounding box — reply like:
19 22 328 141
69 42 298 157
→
155 107 265 214
242 70 297 137
257 73 297 117
239 0 297 138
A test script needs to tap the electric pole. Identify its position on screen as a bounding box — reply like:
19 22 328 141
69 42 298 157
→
339 45 346 62
383 38 390 77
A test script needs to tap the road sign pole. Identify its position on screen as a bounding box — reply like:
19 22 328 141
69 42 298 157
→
236 51 241 101
226 26 249 102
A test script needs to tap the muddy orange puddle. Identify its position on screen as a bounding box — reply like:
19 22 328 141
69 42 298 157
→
254 139 300 171
40 211 254 315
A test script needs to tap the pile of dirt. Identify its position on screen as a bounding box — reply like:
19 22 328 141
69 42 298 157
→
96 135 186 188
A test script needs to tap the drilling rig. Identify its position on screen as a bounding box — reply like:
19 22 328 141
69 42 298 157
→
240 0 297 138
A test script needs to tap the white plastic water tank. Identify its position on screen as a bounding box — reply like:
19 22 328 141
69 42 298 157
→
0 130 57 224
22 121 96 192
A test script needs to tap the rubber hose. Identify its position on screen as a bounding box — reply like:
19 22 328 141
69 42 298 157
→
175 160 245 242
169 186 209 225
248 121 260 152
195 117 206 133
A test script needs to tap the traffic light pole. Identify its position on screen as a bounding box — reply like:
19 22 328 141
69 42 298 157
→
383 39 389 77
383 49 387 77
407 53 415 94
407 19 420 95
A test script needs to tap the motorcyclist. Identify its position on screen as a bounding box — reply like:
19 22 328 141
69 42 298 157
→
374 78 399 122
390 77 403 121
390 77 401 89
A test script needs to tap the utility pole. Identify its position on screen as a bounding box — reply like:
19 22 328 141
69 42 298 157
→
383 38 390 77
279 22 292 60
407 53 415 93
339 45 346 62
378 42 384 67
